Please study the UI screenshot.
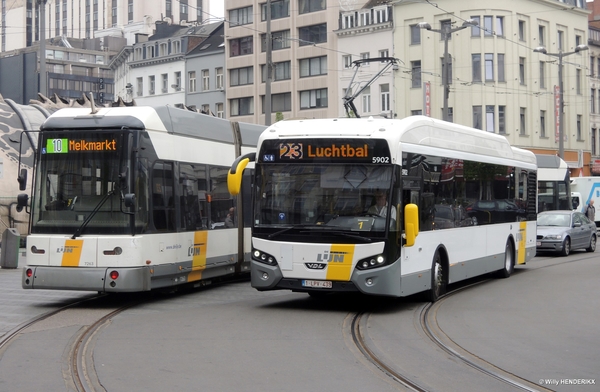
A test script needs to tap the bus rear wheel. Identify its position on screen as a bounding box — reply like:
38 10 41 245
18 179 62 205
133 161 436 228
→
496 240 514 279
427 251 445 302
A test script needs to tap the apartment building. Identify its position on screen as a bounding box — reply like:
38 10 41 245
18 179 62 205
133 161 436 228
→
224 0 341 124
394 0 590 175
1 0 210 52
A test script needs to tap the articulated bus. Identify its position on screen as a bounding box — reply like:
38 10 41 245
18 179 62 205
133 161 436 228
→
228 116 538 300
17 105 265 292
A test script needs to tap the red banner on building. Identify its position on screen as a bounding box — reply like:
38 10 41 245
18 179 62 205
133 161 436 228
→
423 81 431 117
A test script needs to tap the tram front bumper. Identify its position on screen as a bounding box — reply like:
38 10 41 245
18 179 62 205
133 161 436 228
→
22 266 151 292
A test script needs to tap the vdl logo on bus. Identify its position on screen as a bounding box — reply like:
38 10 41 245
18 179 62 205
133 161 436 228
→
316 250 347 263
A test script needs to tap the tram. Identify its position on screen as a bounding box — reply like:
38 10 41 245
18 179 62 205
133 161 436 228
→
228 116 538 300
17 105 264 292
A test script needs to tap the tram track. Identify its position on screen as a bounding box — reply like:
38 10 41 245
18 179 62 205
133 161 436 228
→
0 293 144 392
350 279 557 392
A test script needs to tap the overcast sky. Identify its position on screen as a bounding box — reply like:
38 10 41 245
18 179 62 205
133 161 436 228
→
209 0 224 19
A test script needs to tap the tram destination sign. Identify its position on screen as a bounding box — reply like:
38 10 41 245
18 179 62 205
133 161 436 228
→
259 139 391 164
43 137 119 154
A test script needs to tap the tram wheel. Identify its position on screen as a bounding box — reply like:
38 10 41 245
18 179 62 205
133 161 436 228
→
496 240 514 279
427 251 445 302
561 237 571 256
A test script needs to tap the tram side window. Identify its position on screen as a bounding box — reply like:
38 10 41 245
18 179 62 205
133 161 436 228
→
179 163 208 231
152 161 175 231
209 165 235 229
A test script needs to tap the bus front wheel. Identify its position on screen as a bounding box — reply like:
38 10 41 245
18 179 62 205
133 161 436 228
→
427 251 446 302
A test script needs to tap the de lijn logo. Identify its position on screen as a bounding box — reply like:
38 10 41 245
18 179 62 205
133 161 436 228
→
316 250 348 263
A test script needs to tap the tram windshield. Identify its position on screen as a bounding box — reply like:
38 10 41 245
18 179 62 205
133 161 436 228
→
30 130 148 235
254 163 397 237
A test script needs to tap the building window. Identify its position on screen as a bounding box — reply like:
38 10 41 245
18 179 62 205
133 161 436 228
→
262 92 292 113
473 106 482 130
300 88 328 109
136 77 143 96
499 106 506 134
520 107 526 135
188 71 196 92
483 16 493 36
496 16 504 36
472 54 481 83
539 61 546 89
379 49 389 59
360 11 371 26
230 97 254 116
342 12 355 29
362 87 371 113
592 89 596 114
161 73 168 93
591 57 595 78
519 57 525 85
441 20 452 40
299 56 327 77
411 24 421 45
498 54 505 82
557 30 564 51
202 69 210 91
577 115 582 140
518 20 525 41
576 69 581 95
299 24 327 46
360 52 370 65
262 61 291 81
485 53 494 81
216 103 224 118
174 71 181 90
343 55 352 69
230 66 254 86
593 129 597 156
229 6 253 26
299 0 326 14
471 16 481 36
216 68 223 89
261 30 290 51
201 104 210 114
230 36 253 57
539 25 545 46
540 110 546 138
261 0 289 21
411 60 421 88
374 7 388 24
149 75 155 94
380 84 390 112
486 106 495 132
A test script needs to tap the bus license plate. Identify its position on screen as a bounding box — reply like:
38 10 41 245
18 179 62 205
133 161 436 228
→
302 280 332 289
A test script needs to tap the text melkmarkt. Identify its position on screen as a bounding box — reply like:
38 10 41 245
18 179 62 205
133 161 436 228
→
69 139 117 151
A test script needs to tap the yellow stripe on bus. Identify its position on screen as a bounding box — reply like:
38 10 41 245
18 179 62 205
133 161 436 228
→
188 231 208 282
518 221 527 264
61 239 83 267
325 244 355 281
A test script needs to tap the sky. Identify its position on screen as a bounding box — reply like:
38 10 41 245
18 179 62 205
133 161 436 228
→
209 0 225 20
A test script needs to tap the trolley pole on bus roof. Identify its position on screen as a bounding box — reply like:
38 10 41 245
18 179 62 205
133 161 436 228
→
265 0 273 126
533 44 588 159
418 19 478 122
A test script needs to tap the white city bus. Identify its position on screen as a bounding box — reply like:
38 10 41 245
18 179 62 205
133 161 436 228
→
228 116 538 301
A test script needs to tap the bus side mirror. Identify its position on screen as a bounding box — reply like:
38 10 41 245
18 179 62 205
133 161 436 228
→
404 203 419 247
18 169 27 191
228 152 256 196
17 193 29 212
124 193 136 208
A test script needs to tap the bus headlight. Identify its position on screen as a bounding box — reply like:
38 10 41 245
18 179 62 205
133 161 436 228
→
356 254 386 270
252 248 277 266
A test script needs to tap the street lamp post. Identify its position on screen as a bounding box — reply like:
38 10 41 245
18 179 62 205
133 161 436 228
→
419 19 478 122
533 45 589 159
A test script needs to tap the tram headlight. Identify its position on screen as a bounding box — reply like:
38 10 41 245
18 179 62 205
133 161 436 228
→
252 248 277 266
356 254 387 271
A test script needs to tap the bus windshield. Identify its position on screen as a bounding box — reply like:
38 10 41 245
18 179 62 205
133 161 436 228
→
254 163 396 235
31 130 147 235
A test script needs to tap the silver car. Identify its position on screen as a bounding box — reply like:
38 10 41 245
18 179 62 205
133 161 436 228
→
536 211 597 256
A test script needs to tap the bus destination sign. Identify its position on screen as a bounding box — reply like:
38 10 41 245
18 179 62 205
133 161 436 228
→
43 138 118 154
260 139 391 164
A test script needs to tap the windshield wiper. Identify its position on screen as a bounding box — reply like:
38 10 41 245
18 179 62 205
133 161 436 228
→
267 224 325 239
71 191 115 239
